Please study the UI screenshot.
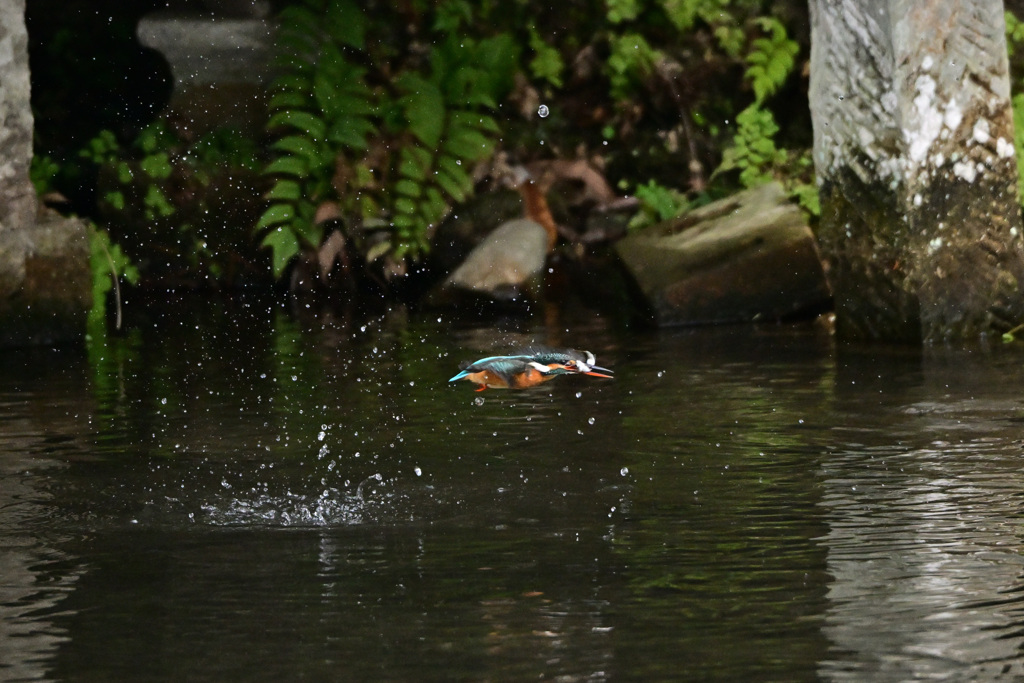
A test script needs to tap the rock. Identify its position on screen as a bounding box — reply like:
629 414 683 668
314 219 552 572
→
0 0 90 346
429 189 525 276
440 218 550 301
809 0 1024 342
136 6 274 135
615 182 831 326
0 210 91 347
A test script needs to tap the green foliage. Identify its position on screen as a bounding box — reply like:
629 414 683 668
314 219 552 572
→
714 105 819 216
1006 14 1024 211
744 17 799 103
1007 11 1024 58
789 178 820 217
30 155 61 195
606 32 660 101
89 225 139 328
258 1 373 274
1008 12 1024 212
258 0 516 277
80 124 176 221
709 14 816 215
36 0 821 294
1014 93 1024 196
528 25 565 88
606 0 641 24
716 104 784 187
628 180 690 230
661 0 730 32
1002 321 1024 343
79 120 264 285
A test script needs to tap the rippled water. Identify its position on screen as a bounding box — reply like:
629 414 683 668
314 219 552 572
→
3 296 1024 681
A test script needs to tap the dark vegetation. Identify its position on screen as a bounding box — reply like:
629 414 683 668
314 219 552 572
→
27 0 825 321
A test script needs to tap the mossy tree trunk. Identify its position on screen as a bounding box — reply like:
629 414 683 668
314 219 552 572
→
809 0 1024 343
0 0 90 346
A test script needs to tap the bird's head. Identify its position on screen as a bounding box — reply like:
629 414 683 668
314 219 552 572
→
563 352 614 378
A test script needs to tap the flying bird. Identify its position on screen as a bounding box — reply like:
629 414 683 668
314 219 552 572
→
449 349 613 391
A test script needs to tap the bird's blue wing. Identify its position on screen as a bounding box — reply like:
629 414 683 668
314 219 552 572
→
452 354 534 380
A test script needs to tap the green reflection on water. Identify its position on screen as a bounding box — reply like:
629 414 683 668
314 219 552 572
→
34 301 1024 680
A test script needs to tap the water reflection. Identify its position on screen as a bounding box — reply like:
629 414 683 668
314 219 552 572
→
819 351 1024 680
0 352 87 681
4 303 1024 679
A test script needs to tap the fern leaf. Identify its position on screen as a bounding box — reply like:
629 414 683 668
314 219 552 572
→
394 197 418 216
264 179 302 201
327 118 373 151
269 73 312 94
442 127 491 159
268 91 308 111
400 80 445 148
256 203 295 230
260 226 301 278
434 166 469 203
395 179 421 198
264 155 309 178
398 149 428 182
271 135 323 167
424 186 447 222
267 110 327 140
324 0 366 50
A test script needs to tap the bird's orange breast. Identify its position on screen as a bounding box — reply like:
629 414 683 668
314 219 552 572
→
465 370 510 389
508 367 556 389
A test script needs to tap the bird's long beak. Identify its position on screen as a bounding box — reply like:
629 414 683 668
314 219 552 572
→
583 366 614 378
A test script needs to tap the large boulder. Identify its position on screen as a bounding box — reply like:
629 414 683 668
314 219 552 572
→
615 183 831 326
434 218 550 303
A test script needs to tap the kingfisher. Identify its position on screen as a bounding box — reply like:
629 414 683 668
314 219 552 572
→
449 349 613 391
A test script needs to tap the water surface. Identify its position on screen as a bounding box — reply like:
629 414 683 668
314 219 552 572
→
3 297 1024 681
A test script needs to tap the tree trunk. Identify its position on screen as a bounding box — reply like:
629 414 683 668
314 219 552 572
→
809 0 1024 342
0 0 90 346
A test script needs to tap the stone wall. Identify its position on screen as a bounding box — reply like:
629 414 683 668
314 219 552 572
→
0 0 90 346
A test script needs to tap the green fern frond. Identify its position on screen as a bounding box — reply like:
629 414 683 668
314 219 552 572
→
744 17 799 103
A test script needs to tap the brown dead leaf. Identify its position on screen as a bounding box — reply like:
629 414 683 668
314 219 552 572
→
314 201 343 225
526 159 616 208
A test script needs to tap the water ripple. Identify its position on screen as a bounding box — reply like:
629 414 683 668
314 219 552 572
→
818 432 1024 680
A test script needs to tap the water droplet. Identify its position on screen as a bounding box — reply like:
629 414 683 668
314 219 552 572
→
575 392 582 399
414 466 422 476
317 431 326 441
620 467 629 476
588 417 596 425
474 396 485 406
538 104 550 118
